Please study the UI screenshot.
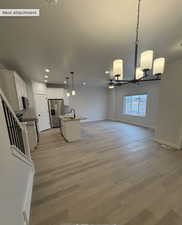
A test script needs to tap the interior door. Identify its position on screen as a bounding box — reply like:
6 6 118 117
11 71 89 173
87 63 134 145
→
35 94 50 132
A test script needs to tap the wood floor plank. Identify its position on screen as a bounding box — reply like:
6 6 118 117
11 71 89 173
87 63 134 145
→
30 121 182 225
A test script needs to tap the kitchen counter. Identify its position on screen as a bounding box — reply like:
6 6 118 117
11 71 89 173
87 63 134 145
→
21 117 37 122
59 116 87 142
20 111 39 147
59 116 87 122
20 110 37 122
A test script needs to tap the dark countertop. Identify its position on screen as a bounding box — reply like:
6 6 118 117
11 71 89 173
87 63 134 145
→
20 110 38 122
21 117 37 122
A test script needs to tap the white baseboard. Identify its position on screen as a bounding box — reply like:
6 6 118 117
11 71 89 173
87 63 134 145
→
107 119 155 130
153 138 181 150
81 119 106 123
22 170 34 225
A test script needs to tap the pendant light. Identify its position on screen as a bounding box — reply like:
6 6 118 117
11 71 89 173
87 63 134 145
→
72 90 76 95
108 84 114 89
153 58 165 76
113 59 124 80
108 80 115 89
140 50 154 72
107 0 165 88
136 67 144 80
70 72 76 96
66 77 70 97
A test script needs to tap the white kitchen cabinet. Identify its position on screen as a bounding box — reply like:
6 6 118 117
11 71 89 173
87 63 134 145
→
47 88 65 99
47 87 70 106
60 119 81 142
59 116 87 142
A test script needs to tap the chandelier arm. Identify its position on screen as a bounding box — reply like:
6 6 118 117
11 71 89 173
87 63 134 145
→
133 0 142 80
115 77 161 86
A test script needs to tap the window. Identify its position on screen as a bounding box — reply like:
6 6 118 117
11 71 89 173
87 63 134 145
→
123 94 148 117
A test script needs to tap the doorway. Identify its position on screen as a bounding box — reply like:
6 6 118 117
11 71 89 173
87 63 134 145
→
34 94 50 132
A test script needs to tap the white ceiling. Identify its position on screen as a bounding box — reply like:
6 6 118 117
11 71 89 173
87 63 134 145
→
0 0 182 86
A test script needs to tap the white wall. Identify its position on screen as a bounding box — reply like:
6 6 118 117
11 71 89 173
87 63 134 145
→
31 82 107 122
69 86 107 122
155 59 182 149
107 81 160 129
107 88 116 121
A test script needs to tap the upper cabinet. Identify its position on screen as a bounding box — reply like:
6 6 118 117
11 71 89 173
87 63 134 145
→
47 88 70 105
0 69 28 111
47 88 65 99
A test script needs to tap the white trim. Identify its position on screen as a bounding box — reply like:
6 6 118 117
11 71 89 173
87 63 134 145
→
108 119 155 130
81 119 106 123
22 170 34 225
153 138 181 150
10 146 34 167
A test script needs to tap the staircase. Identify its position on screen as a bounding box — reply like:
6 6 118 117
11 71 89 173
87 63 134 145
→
0 88 34 225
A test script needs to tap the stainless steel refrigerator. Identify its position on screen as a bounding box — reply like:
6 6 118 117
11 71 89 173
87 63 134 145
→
48 99 64 128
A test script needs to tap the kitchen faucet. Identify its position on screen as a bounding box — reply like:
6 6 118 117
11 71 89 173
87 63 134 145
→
70 108 76 119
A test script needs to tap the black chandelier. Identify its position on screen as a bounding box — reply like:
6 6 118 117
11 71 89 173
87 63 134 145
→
108 0 165 89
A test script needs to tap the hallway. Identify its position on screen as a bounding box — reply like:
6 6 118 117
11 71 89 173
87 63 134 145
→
30 121 182 225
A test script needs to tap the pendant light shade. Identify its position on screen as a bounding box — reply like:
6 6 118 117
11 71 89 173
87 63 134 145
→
72 90 76 96
113 59 123 80
140 50 154 70
136 67 144 80
153 57 165 75
108 84 114 89
66 92 70 97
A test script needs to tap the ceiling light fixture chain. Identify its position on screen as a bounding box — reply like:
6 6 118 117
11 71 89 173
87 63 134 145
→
133 0 142 80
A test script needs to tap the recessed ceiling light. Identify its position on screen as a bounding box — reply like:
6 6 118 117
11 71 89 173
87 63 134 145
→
44 80 48 83
44 75 49 79
82 82 86 86
105 70 110 74
45 68 50 73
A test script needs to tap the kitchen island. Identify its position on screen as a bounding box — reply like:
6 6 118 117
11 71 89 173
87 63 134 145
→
59 116 87 142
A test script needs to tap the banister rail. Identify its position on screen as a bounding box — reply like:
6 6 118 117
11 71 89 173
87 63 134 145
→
0 89 23 129
0 88 34 167
0 88 27 156
2 99 25 154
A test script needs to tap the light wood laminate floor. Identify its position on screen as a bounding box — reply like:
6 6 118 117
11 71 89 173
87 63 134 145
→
30 121 182 225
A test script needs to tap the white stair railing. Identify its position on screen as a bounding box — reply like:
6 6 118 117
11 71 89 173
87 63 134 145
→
0 88 33 165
